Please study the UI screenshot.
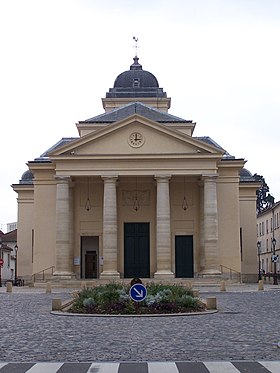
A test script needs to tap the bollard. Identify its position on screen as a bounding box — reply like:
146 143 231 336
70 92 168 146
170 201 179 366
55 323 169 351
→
81 282 87 289
206 296 217 310
46 282 52 294
220 280 226 292
6 282 13 293
52 298 62 311
258 279 264 291
193 290 199 297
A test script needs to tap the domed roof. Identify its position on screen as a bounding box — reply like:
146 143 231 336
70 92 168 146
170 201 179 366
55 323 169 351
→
106 57 167 99
113 57 159 88
239 168 252 177
20 170 34 184
239 168 258 183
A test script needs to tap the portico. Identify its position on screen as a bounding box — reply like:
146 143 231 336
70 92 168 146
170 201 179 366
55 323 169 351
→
50 169 221 280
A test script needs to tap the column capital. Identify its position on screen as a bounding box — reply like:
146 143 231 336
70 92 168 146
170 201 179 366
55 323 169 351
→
101 175 118 183
154 175 172 182
55 176 71 183
201 174 218 182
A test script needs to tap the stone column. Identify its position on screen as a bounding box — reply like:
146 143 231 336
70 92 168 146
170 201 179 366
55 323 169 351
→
100 176 120 279
154 175 174 278
201 175 220 275
199 181 205 271
53 176 74 278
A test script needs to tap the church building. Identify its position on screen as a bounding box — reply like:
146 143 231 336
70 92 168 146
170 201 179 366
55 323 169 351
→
13 55 260 283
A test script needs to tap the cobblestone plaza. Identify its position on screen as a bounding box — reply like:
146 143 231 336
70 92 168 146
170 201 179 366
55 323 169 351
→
1 284 280 363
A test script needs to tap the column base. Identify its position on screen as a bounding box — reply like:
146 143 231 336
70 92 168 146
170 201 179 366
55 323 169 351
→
100 270 120 280
154 270 175 279
53 271 76 280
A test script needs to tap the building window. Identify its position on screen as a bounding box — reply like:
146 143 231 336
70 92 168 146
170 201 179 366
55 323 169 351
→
259 223 262 236
133 78 140 88
262 222 264 235
7 254 10 268
271 218 273 232
266 220 269 234
266 239 268 252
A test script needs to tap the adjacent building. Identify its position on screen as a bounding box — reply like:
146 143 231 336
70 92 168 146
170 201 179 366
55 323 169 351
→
257 201 280 275
12 56 260 283
0 229 17 283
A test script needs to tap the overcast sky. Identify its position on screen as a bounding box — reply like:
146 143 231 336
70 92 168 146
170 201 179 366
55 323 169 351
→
1 0 280 232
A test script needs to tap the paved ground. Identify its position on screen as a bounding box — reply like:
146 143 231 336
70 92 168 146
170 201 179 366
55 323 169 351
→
0 283 280 363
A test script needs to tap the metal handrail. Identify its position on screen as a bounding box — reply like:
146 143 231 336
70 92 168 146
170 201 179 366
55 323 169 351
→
32 266 55 282
220 264 242 283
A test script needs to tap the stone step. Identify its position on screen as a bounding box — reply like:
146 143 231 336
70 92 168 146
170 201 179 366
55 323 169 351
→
31 277 239 288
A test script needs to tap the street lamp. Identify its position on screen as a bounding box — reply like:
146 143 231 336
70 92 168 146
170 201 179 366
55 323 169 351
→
257 241 262 281
14 244 18 285
272 238 278 285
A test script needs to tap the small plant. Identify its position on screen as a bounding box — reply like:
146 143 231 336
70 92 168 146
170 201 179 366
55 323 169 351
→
70 282 205 315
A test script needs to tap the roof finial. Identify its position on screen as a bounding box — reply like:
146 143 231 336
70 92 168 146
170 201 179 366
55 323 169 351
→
133 36 139 57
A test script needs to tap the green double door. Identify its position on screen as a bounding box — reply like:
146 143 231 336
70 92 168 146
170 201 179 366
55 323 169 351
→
175 235 194 278
124 223 150 278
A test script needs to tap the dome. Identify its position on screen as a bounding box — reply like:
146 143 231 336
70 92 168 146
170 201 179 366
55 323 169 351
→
113 57 159 88
20 170 34 184
106 57 167 99
239 168 257 183
239 168 252 178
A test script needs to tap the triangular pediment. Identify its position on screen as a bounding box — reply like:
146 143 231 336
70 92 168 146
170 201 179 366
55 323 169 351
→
50 114 224 158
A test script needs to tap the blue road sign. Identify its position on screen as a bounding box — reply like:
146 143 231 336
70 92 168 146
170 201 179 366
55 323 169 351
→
129 283 147 302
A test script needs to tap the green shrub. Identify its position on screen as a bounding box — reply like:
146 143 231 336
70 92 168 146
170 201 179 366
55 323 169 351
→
70 282 205 315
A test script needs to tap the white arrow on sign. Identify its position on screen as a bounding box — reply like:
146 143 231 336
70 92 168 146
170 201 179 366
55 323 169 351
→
134 288 143 298
129 284 147 302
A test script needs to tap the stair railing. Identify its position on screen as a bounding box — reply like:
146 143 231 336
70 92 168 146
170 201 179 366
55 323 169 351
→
32 266 55 282
220 265 242 283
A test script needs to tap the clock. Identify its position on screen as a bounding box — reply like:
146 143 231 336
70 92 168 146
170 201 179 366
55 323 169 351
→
128 132 144 148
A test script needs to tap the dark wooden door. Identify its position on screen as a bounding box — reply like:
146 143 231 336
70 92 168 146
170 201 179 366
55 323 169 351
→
175 235 194 278
124 223 150 278
85 251 97 278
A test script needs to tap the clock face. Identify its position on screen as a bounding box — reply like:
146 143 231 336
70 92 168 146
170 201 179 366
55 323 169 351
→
128 132 144 148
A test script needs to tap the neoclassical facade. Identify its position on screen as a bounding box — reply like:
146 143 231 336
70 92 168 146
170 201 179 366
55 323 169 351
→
13 56 260 282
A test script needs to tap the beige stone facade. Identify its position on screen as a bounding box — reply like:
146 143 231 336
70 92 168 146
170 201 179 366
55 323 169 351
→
257 201 280 275
13 57 260 283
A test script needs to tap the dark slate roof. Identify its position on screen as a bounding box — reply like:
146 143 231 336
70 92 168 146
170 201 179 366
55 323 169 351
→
195 136 234 158
106 57 167 98
82 102 191 124
20 170 34 184
239 168 259 183
0 229 17 242
39 138 78 158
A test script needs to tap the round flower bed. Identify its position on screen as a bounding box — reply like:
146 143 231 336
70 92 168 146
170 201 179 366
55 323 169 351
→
70 282 206 315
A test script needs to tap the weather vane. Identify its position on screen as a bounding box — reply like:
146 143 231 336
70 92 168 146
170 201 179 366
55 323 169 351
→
133 36 139 56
